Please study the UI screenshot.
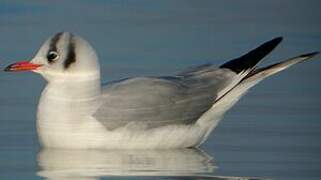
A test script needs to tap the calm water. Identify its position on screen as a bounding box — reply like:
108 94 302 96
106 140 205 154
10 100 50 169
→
0 1 320 179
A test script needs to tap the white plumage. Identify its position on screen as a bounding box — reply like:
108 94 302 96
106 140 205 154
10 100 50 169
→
4 32 319 149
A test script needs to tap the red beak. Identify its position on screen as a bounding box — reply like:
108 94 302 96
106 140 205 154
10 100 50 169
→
4 61 42 72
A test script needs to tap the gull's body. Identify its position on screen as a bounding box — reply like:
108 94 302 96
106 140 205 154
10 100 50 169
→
5 32 319 149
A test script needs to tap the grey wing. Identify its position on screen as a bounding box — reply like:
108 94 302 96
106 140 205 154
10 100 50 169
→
94 37 283 130
93 64 237 130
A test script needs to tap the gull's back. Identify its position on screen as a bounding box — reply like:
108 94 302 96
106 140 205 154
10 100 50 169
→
94 65 236 130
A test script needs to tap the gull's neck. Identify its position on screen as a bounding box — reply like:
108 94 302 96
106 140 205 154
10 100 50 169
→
42 72 101 100
37 72 101 125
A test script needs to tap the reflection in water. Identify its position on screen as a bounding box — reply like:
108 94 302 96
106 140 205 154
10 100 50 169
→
37 148 215 179
37 148 263 180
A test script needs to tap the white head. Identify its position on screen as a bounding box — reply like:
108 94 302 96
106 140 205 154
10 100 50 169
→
5 32 100 81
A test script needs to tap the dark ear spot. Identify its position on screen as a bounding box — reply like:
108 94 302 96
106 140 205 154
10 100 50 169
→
64 35 76 69
49 32 63 52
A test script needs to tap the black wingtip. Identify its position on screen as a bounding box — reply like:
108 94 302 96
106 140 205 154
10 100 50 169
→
272 36 283 44
220 37 283 73
298 51 320 58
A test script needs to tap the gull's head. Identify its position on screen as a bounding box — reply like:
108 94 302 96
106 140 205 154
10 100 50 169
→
4 32 100 81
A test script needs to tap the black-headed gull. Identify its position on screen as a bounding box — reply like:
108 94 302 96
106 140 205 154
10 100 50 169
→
4 32 319 149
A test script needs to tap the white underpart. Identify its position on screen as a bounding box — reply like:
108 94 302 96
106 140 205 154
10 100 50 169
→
36 71 197 148
37 54 311 149
36 70 253 149
196 73 262 145
37 73 107 148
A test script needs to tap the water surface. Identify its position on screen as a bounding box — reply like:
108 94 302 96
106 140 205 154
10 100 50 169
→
0 1 320 179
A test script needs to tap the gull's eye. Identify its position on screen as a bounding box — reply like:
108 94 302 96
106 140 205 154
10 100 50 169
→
47 51 59 63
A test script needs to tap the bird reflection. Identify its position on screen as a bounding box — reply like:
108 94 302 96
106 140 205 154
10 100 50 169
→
37 148 216 179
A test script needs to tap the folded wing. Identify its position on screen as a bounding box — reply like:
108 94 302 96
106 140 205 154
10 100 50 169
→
94 37 283 130
94 67 235 130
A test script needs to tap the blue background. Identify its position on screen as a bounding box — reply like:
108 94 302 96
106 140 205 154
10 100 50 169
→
0 1 320 179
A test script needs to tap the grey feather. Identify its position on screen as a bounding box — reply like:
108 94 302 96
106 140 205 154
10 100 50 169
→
93 37 287 131
94 64 237 130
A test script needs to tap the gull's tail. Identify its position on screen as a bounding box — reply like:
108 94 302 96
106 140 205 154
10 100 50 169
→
220 51 320 114
196 50 319 146
242 52 320 86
